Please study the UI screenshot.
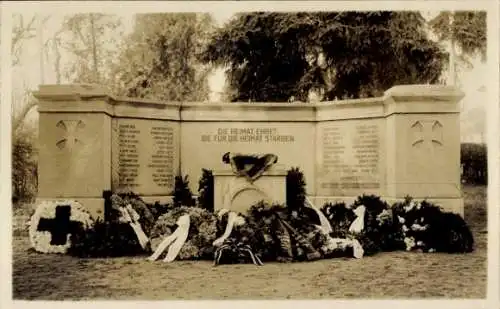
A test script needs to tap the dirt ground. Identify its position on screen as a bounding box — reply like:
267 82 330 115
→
11 185 487 300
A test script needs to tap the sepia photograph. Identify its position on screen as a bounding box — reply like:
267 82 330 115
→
2 0 498 304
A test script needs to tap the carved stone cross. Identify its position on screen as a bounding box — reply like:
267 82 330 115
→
55 120 85 150
410 120 444 152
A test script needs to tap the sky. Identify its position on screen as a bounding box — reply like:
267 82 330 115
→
12 10 487 142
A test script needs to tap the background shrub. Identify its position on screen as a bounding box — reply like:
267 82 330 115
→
286 167 306 213
12 128 38 204
461 143 487 185
197 169 214 212
173 175 196 208
148 201 172 221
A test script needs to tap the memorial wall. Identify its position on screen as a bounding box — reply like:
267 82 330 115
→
34 84 464 217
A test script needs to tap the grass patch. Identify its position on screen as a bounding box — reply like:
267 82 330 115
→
12 185 487 299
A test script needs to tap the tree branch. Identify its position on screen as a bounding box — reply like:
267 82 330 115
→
12 15 37 66
12 92 38 132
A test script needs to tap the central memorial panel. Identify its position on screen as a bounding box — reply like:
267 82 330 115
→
111 118 180 196
181 122 316 194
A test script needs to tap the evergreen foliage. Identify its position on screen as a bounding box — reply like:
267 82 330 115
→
201 12 446 102
173 175 196 208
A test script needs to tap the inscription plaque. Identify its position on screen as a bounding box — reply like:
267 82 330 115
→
149 126 175 188
320 122 382 193
118 124 140 187
113 119 177 195
201 127 295 144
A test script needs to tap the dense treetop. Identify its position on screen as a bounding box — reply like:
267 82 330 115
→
200 12 448 102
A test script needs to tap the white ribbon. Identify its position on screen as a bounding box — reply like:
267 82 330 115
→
148 235 177 261
147 214 191 262
126 204 140 222
305 196 332 234
163 215 190 262
130 222 150 250
119 204 149 250
351 238 364 259
213 212 237 247
348 205 366 234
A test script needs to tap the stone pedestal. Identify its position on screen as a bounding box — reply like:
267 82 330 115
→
213 167 287 214
384 85 464 216
33 84 180 219
34 85 113 219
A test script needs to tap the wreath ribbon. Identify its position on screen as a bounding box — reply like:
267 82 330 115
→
213 212 238 247
349 205 366 234
148 214 190 262
305 196 333 234
119 204 149 249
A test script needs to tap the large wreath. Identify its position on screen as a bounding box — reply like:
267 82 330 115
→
28 200 94 254
149 206 218 260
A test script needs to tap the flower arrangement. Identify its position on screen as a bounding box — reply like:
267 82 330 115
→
242 202 292 262
320 202 356 238
108 191 155 236
214 238 264 266
150 206 218 260
38 188 473 261
28 200 94 254
68 192 154 258
68 219 150 258
212 209 265 265
350 195 405 255
392 198 474 253
211 201 364 265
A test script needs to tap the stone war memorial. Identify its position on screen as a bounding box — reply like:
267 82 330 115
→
22 81 480 291
33 83 464 219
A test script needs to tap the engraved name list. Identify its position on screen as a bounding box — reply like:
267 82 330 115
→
321 123 381 191
117 122 175 191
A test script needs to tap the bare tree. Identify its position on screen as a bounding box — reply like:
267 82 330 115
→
43 29 64 84
61 13 123 84
11 14 50 132
12 14 37 66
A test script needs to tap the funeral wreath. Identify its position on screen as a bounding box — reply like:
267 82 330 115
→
29 200 94 254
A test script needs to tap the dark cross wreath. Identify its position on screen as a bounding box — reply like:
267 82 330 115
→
37 205 83 245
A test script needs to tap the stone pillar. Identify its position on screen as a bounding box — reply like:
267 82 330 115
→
213 166 287 214
33 84 113 219
383 85 464 215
